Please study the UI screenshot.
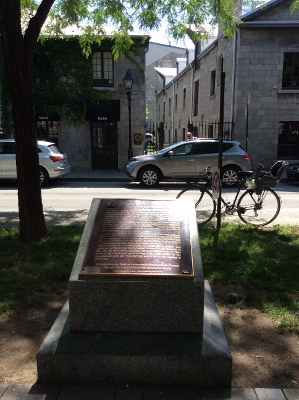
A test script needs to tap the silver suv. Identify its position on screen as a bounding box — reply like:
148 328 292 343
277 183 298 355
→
125 139 253 187
0 139 71 186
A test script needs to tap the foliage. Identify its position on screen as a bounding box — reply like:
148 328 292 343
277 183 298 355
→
291 0 299 13
32 36 118 125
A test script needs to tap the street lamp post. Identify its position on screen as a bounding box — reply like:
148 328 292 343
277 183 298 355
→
123 69 134 160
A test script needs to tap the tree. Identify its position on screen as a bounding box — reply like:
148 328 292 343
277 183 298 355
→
0 0 274 242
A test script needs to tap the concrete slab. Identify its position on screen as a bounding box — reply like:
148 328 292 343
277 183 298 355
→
255 388 286 400
0 384 61 400
282 389 299 400
0 387 7 398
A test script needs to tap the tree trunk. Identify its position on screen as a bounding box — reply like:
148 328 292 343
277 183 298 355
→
0 0 47 242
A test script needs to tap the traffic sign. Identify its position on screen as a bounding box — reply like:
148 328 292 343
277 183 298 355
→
212 170 220 200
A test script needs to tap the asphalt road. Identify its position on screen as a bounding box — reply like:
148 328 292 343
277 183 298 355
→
0 180 298 227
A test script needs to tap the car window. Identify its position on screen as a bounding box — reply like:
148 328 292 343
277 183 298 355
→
48 144 62 154
0 143 5 154
197 142 218 154
222 143 234 152
2 142 16 154
171 143 197 156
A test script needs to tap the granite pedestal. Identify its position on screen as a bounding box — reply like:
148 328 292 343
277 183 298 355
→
37 198 232 387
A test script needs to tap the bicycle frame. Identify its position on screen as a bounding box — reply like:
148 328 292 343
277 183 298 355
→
177 165 282 226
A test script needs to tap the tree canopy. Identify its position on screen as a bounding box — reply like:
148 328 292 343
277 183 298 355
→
0 0 295 242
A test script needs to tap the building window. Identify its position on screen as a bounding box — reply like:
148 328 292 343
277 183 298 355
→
194 80 199 116
210 70 216 96
169 98 171 115
92 52 114 86
36 120 58 143
183 88 186 107
282 53 299 89
175 94 178 110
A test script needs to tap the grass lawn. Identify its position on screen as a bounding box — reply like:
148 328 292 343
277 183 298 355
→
0 223 298 333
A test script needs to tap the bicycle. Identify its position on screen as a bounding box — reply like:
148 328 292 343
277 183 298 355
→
176 161 289 227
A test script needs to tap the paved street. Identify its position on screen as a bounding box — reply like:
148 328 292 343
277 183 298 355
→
0 178 298 227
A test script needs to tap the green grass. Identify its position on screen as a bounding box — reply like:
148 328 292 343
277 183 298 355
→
199 222 299 333
0 225 83 316
0 223 298 333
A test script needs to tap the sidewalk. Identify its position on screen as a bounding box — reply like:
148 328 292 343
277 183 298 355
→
64 168 130 181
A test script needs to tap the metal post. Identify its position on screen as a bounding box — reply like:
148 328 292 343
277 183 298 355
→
127 91 133 160
217 58 225 230
123 69 134 160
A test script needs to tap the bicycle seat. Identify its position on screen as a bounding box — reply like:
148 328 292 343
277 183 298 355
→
254 160 289 194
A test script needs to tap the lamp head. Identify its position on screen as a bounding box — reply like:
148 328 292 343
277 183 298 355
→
123 69 134 93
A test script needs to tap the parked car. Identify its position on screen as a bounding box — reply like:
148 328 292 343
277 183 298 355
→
286 163 299 181
0 139 71 186
124 138 253 187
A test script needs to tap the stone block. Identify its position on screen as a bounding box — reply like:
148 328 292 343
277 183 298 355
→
37 281 232 387
69 199 204 333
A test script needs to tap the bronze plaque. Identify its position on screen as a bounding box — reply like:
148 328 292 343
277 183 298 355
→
80 199 193 277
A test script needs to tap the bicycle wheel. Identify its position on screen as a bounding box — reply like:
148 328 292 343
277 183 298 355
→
237 187 281 226
176 185 216 223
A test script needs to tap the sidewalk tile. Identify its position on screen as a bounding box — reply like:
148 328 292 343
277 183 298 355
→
1 384 61 400
201 388 257 399
0 386 8 397
57 385 115 400
254 388 285 400
282 388 299 400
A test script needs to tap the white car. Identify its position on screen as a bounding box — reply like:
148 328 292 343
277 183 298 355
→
0 139 71 186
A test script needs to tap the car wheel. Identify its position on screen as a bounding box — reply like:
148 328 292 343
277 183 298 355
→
40 167 49 186
139 167 161 187
222 166 239 187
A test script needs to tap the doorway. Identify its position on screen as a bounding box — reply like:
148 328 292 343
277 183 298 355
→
278 121 299 159
91 121 118 169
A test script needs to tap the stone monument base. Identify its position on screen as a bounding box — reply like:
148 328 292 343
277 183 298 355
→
37 280 231 387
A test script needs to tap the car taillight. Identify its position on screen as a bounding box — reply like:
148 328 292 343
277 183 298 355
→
50 155 63 162
240 154 251 160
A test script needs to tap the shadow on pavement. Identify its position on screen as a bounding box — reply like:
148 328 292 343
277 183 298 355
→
0 210 87 228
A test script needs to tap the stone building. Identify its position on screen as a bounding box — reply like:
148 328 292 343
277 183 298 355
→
1 36 150 170
156 0 299 169
145 43 190 138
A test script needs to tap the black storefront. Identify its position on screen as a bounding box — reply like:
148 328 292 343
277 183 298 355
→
86 100 120 169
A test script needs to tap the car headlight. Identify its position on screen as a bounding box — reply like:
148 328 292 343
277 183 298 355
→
126 158 139 166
